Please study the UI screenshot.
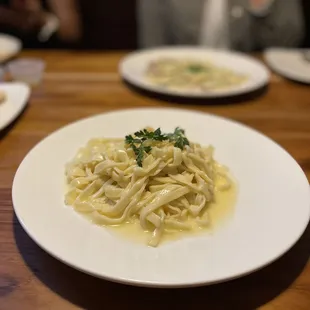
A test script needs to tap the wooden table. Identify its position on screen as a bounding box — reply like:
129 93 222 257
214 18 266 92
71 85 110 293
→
0 51 309 310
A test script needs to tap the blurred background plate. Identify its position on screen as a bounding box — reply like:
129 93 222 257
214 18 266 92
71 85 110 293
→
0 33 22 63
264 48 310 84
0 82 30 131
119 47 270 99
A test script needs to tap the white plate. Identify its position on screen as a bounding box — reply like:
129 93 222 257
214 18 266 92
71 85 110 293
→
0 34 22 63
264 48 310 83
0 82 30 131
119 47 270 98
12 108 310 287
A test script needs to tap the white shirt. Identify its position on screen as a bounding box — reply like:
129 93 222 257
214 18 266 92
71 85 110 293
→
138 0 303 50
199 0 230 48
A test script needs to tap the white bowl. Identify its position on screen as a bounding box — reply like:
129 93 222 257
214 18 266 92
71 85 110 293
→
7 58 45 85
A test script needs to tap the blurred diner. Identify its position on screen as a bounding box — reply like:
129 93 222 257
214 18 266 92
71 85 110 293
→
0 0 309 50
138 0 305 51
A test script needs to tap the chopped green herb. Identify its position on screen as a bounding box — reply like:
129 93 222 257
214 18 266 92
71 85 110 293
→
187 64 205 73
125 127 190 167
166 127 189 149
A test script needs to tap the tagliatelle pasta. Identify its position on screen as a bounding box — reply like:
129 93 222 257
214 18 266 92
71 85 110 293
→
64 127 233 247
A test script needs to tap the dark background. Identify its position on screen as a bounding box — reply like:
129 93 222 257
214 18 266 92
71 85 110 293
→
302 0 310 48
1 0 310 50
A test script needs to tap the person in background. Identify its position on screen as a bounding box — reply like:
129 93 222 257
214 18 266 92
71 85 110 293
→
0 0 81 47
79 0 137 50
137 0 305 51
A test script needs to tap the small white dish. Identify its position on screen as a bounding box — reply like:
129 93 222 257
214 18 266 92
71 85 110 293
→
264 48 310 83
0 34 22 63
0 82 30 131
119 47 270 98
12 108 310 287
8 58 45 85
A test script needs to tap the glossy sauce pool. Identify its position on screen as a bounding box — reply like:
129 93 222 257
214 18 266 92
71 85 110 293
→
107 182 237 246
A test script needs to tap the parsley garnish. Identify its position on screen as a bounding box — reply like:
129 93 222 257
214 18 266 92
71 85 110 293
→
125 127 190 167
187 64 206 73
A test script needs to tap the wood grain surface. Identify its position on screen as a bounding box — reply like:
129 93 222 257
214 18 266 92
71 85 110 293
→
0 50 309 310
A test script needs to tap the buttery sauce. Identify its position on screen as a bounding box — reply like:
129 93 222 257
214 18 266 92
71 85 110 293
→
107 181 237 246
66 173 238 247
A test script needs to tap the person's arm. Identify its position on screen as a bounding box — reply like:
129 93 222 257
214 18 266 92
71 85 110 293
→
47 0 81 43
252 0 305 49
0 5 45 33
137 0 168 48
10 0 42 12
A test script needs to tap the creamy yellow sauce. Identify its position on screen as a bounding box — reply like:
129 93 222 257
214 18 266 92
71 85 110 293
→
107 182 237 245
66 175 238 246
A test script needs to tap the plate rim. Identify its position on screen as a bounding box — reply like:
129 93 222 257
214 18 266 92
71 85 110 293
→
264 47 310 84
12 107 310 287
119 46 270 98
0 33 22 62
0 82 30 131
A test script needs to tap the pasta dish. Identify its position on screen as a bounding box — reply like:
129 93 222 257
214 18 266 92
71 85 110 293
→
65 127 233 247
145 58 248 91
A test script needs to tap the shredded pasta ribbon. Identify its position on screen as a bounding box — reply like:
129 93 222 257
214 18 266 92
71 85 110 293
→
65 132 232 247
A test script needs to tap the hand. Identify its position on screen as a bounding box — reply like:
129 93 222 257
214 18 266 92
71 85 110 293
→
47 0 81 42
0 6 47 33
22 11 48 33
5 1 47 33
